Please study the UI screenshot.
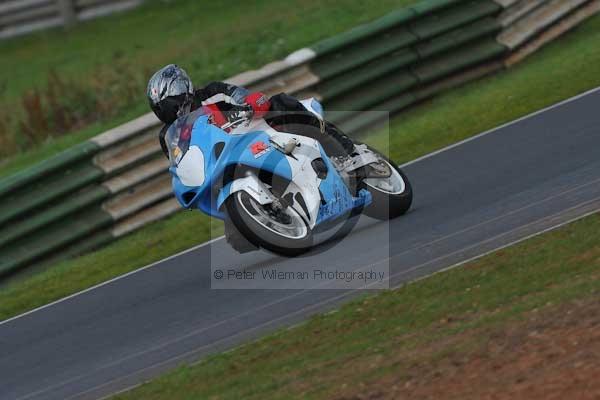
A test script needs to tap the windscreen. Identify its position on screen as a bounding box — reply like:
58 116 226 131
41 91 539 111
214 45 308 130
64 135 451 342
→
165 108 207 166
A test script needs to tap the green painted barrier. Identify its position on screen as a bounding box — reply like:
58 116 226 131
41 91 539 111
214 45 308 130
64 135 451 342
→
325 71 419 113
311 8 418 56
0 160 104 226
412 39 506 83
311 27 418 80
310 0 466 56
412 0 462 15
0 141 99 199
318 48 419 101
0 185 109 249
0 207 113 276
414 17 501 58
371 92 420 115
409 0 501 39
318 16 503 106
0 139 107 277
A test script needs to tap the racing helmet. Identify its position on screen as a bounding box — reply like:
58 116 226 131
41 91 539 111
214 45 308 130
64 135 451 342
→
147 64 194 124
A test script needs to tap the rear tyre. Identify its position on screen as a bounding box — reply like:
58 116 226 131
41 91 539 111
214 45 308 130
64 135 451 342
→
360 150 412 220
225 191 313 256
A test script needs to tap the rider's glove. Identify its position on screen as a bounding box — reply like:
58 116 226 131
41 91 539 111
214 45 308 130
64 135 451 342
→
224 104 253 126
245 92 271 118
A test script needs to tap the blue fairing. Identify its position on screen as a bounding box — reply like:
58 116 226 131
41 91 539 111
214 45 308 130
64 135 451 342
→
310 99 324 118
315 147 371 225
169 111 292 220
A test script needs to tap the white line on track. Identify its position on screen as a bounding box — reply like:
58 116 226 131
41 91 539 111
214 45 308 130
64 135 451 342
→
2 85 599 329
0 237 226 327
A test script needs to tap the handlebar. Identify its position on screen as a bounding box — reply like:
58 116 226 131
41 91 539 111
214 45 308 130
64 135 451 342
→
221 110 252 130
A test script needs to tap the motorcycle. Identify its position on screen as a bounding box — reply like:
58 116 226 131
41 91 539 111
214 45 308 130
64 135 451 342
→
165 98 412 256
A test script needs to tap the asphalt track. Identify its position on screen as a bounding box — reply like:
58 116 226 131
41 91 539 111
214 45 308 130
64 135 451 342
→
2 87 600 400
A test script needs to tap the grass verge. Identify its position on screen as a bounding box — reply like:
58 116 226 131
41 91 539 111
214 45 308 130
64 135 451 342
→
1 13 599 321
109 213 600 399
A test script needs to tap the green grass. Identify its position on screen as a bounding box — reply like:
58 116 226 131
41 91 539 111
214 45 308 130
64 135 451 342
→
1 12 599 323
109 212 600 400
0 0 416 173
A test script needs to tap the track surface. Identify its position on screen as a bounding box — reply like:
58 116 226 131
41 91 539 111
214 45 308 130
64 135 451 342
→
2 88 600 400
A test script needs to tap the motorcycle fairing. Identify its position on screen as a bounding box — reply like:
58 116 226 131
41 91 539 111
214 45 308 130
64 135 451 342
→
169 110 292 219
314 147 372 225
169 106 372 230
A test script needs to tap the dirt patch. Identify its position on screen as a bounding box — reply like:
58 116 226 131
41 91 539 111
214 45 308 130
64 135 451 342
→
335 298 600 400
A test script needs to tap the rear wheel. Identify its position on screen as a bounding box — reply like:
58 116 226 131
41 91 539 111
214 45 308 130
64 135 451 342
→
225 191 313 256
360 150 412 220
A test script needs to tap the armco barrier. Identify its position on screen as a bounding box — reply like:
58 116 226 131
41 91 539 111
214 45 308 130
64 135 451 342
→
0 0 144 40
0 0 598 278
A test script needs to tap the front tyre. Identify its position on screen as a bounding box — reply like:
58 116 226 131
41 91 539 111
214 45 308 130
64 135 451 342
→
225 191 313 256
360 151 412 220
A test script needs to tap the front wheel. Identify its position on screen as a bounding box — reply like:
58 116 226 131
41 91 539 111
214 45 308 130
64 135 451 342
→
225 191 314 256
360 150 413 220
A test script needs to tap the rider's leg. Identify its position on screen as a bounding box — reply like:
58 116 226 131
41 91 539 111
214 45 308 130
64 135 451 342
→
265 93 355 157
322 120 355 155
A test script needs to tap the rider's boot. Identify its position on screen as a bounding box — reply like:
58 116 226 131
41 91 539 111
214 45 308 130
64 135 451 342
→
331 143 379 172
321 122 379 173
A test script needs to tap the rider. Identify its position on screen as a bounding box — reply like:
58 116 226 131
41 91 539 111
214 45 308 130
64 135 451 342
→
147 64 357 160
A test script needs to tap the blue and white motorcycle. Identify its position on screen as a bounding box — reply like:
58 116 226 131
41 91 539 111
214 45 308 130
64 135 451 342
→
165 99 412 256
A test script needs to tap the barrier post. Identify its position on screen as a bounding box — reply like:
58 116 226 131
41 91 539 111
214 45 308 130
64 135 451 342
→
58 0 77 27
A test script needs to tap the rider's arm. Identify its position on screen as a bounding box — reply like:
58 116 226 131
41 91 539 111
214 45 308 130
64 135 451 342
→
195 81 271 119
195 81 249 106
158 124 170 159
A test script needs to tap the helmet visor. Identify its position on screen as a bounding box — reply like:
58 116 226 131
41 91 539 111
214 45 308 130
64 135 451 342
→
155 94 193 124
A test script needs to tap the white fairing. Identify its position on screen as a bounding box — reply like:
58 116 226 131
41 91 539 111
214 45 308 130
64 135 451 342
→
176 145 205 187
229 175 274 205
271 129 323 225
229 117 324 228
299 98 324 120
